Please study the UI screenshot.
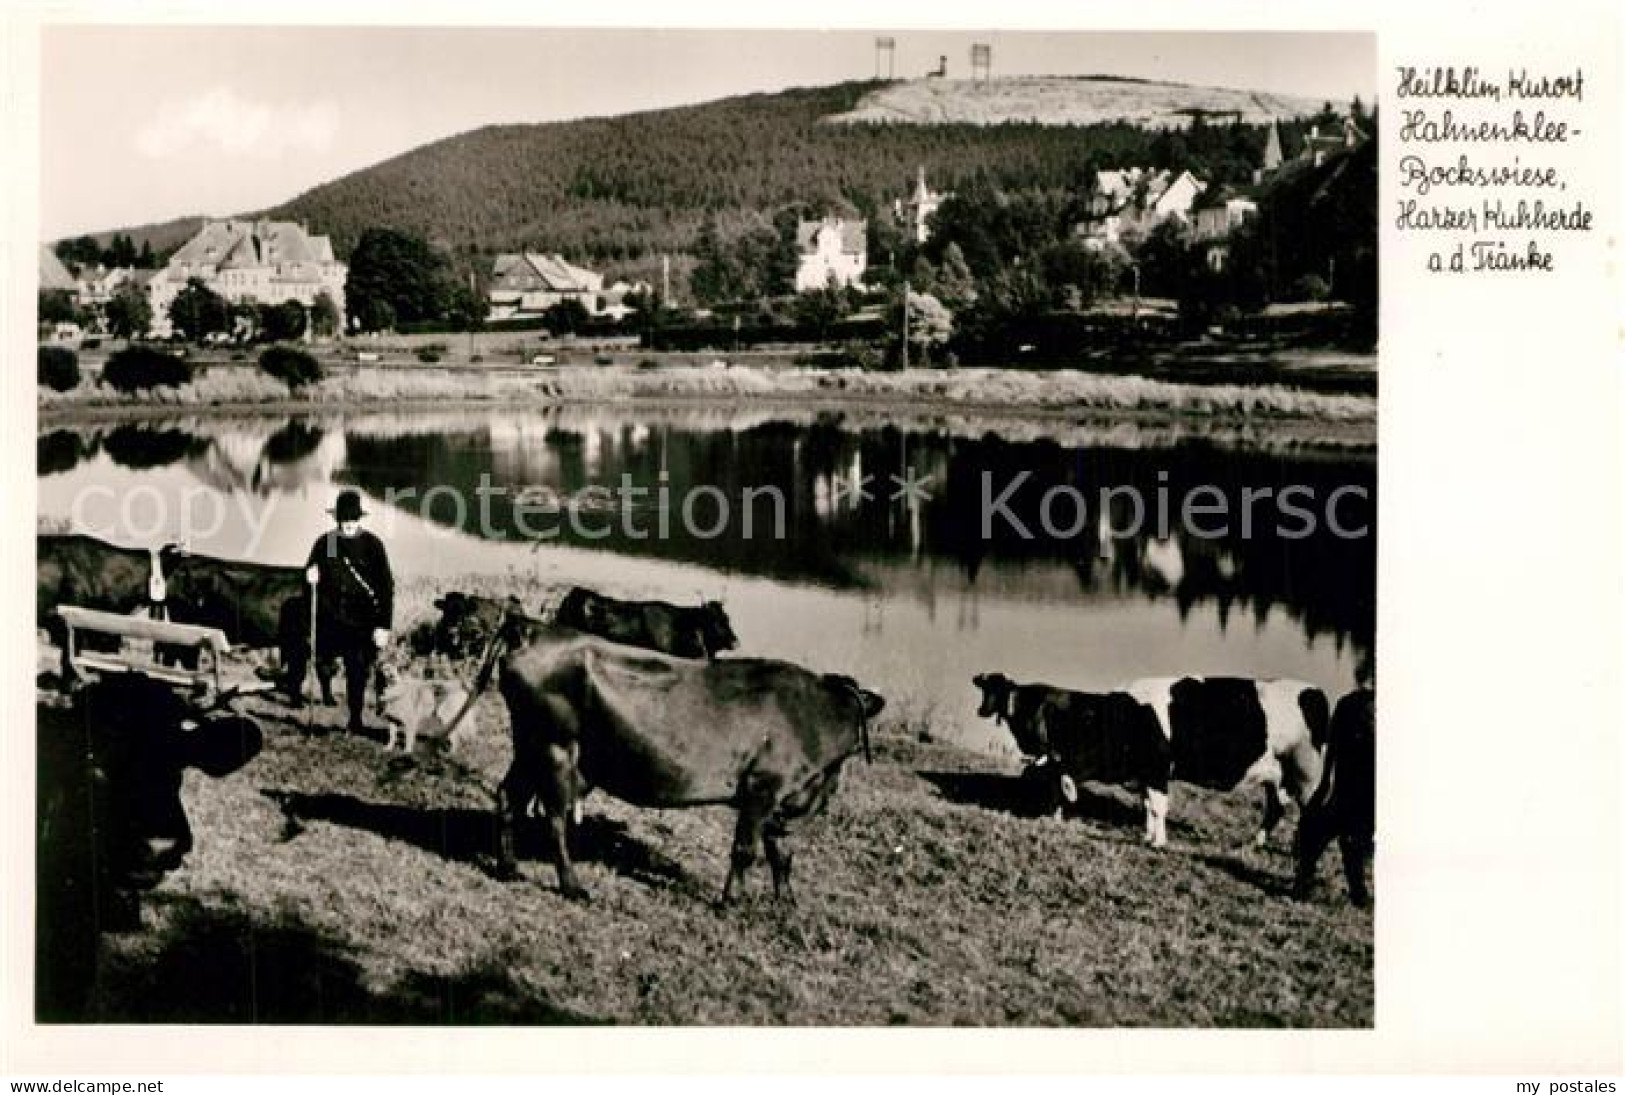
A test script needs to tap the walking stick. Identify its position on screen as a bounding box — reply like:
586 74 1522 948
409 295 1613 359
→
306 567 319 732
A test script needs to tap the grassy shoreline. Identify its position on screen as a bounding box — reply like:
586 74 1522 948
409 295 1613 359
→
39 363 1376 444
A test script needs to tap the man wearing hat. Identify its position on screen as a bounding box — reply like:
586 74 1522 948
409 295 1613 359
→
283 489 395 733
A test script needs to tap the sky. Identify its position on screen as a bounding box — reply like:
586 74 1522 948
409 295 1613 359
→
39 26 1375 240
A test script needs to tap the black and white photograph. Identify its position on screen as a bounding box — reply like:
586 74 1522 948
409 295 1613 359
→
29 21 1391 1032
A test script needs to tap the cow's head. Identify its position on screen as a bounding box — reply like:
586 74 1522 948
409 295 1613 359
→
431 591 512 658
699 601 739 655
823 675 885 763
36 675 261 1020
69 675 262 893
972 672 1016 723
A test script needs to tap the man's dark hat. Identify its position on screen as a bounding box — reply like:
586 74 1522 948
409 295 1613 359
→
330 489 367 521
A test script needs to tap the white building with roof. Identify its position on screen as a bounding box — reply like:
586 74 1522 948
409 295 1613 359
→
794 217 867 292
1079 167 1208 249
148 220 347 336
487 253 605 320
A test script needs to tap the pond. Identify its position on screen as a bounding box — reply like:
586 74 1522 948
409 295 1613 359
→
38 406 1375 755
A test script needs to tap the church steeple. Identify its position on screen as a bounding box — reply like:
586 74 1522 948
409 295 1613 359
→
1262 122 1284 173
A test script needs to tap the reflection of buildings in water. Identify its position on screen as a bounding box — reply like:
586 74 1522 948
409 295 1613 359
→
484 419 563 486
811 449 865 522
580 423 604 477
956 584 981 632
79 418 344 496
861 593 885 635
813 474 832 520
188 425 346 497
1141 535 1184 592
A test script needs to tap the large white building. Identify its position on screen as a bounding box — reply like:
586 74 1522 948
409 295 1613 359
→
148 220 347 336
794 217 867 292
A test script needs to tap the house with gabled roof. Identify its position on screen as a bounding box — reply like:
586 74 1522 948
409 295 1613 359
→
1192 185 1260 270
487 253 605 320
794 217 867 292
147 219 347 336
1300 117 1368 167
1078 167 1208 249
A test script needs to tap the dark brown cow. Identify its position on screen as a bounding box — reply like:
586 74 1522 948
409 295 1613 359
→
424 592 546 660
36 674 263 1019
37 534 167 666
554 587 738 660
158 549 334 703
1294 687 1375 906
37 534 157 623
450 620 882 902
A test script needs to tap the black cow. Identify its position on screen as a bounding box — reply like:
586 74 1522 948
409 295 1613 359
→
972 673 1080 758
36 674 263 1019
448 621 881 902
1294 687 1375 906
553 587 738 660
973 672 1328 848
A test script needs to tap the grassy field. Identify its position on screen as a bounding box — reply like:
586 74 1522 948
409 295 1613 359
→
68 579 1373 1027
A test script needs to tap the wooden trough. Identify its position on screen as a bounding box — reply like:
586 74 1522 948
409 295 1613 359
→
54 605 271 699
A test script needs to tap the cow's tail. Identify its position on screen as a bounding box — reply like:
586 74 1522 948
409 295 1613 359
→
828 675 873 764
440 620 510 741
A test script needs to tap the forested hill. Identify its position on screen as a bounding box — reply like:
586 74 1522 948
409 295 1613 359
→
260 79 1333 272
72 78 1338 277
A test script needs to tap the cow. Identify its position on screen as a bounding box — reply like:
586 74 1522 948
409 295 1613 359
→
448 618 882 903
36 673 263 1020
553 586 738 660
157 549 335 705
423 592 541 660
37 534 170 671
972 672 1079 759
1294 687 1375 906
972 672 1328 849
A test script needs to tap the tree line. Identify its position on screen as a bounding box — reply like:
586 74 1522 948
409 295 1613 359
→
54 233 161 273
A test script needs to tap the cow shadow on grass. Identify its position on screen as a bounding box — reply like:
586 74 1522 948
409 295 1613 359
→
85 894 598 1024
263 789 690 891
1191 850 1294 898
917 769 1197 838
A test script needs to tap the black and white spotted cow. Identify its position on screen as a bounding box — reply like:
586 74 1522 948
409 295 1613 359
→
974 673 1329 848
